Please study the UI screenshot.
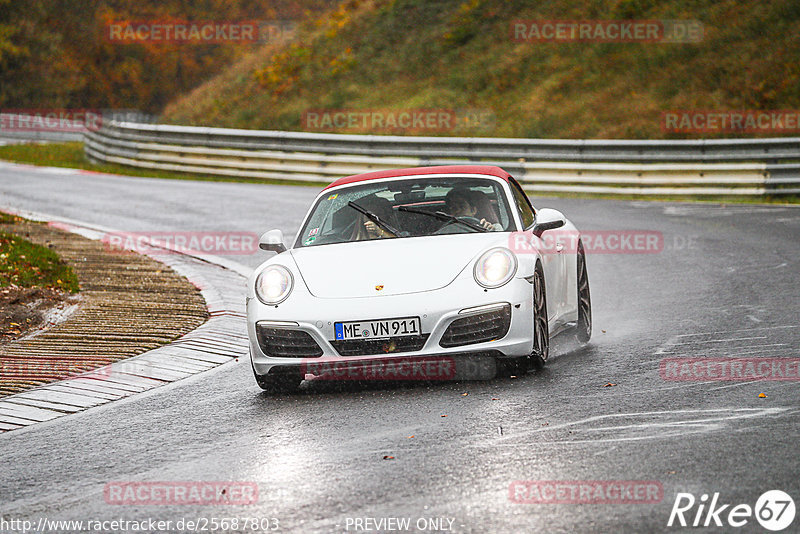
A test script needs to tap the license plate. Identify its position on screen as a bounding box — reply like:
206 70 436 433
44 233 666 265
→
334 316 421 341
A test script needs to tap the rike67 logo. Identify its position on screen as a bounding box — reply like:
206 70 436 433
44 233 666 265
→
668 490 795 531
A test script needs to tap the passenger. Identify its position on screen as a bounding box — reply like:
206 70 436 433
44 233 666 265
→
468 190 503 229
444 189 502 231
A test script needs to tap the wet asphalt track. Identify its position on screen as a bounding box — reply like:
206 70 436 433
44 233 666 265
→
0 163 799 533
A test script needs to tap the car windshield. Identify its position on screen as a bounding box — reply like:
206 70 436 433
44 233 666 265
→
295 176 516 247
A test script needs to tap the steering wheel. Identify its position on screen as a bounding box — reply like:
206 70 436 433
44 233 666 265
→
434 216 484 234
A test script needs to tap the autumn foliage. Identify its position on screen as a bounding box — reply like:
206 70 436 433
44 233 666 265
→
0 0 336 114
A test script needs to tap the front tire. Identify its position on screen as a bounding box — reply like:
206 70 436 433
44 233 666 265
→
530 264 549 370
575 240 592 343
253 366 302 393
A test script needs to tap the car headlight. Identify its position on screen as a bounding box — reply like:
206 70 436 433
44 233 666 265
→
255 265 294 304
474 247 517 288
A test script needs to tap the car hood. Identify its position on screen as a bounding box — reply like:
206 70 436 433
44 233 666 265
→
290 233 507 298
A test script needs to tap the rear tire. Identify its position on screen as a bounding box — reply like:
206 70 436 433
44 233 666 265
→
530 264 549 371
575 240 592 343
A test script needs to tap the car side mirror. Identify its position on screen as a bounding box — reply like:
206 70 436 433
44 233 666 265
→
532 208 566 237
259 229 287 253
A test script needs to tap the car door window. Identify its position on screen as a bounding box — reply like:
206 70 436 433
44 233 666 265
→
510 180 535 229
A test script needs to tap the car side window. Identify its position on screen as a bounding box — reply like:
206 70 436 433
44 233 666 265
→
510 180 535 229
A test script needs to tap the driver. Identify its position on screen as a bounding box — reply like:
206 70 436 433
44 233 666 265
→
350 196 397 241
444 189 502 231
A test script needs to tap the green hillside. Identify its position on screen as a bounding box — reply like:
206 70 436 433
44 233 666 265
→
161 0 800 139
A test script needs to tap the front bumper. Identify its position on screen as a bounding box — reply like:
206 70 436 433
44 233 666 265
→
248 276 535 377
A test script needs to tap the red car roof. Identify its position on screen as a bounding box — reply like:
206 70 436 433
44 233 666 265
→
323 165 513 190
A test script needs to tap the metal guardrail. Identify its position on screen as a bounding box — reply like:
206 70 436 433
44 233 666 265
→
84 121 800 196
1 132 83 143
0 131 83 143
0 111 154 144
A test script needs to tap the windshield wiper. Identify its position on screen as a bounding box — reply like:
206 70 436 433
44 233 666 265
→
397 206 488 233
347 201 402 237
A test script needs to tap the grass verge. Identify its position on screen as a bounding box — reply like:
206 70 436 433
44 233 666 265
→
0 213 80 292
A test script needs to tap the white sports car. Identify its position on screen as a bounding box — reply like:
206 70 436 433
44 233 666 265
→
247 165 591 392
